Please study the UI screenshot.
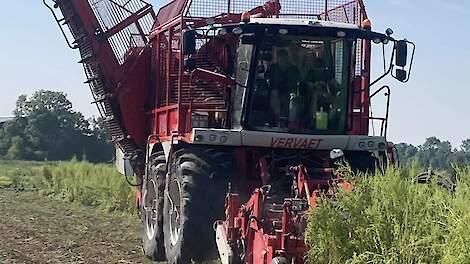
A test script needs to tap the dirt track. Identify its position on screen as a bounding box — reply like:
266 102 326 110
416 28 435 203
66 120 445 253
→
0 189 157 264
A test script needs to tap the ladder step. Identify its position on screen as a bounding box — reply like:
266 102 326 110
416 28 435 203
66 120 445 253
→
103 115 115 123
84 75 100 83
78 53 94 63
91 94 111 104
72 35 87 45
111 136 126 143
62 17 73 25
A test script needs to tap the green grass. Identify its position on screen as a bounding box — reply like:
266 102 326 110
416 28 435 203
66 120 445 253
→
306 166 470 264
0 160 136 213
3 160 470 262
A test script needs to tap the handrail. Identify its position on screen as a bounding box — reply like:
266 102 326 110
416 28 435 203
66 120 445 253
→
368 85 391 138
43 0 78 49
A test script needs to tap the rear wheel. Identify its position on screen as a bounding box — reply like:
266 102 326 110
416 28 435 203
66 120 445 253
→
141 152 166 261
163 148 234 264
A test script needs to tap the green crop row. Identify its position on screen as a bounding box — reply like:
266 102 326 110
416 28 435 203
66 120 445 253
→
1 160 136 213
306 165 470 264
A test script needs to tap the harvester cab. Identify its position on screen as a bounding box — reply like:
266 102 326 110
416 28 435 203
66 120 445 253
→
45 0 415 263
186 18 414 136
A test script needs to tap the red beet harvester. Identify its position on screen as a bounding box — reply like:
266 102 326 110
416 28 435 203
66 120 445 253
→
44 0 415 263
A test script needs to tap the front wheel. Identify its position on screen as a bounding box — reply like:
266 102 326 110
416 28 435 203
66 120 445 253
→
163 149 234 264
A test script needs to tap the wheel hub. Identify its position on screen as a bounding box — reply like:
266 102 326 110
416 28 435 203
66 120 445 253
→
143 178 158 240
167 177 182 246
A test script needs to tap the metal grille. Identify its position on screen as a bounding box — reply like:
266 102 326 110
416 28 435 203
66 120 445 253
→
158 31 169 106
186 0 366 25
89 0 152 29
169 26 182 104
88 0 155 64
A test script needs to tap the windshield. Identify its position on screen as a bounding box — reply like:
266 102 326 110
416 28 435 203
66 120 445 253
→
244 35 353 134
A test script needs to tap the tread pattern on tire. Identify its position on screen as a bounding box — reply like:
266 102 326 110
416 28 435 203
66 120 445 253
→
142 151 166 261
163 147 234 264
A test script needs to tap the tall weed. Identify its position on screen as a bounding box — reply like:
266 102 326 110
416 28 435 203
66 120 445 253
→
306 166 470 264
29 161 136 213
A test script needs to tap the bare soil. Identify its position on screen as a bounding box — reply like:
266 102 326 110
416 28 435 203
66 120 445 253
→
0 189 158 264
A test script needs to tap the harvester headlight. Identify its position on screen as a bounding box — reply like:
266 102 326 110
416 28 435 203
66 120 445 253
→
373 38 382 44
359 141 366 149
368 141 375 149
233 27 243 35
378 142 387 150
194 135 204 142
209 134 217 142
220 136 228 143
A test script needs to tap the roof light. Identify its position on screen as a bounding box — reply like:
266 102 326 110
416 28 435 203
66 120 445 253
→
373 38 381 44
337 31 346 37
361 19 372 29
206 18 215 25
241 11 251 23
278 28 289 35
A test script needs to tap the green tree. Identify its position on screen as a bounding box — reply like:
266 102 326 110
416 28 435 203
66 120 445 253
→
461 139 470 153
395 143 418 164
5 136 31 160
0 90 113 162
396 138 470 170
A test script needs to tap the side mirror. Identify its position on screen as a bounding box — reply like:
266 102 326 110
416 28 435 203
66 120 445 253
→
395 40 408 67
182 30 196 55
395 69 407 82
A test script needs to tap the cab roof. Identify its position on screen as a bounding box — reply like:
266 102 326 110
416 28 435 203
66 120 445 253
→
249 18 360 30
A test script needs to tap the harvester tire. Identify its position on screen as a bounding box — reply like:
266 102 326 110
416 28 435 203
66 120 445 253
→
163 148 234 264
141 152 166 261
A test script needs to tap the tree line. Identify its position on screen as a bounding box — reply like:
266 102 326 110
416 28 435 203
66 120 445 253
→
396 137 470 170
1 90 468 168
0 90 113 162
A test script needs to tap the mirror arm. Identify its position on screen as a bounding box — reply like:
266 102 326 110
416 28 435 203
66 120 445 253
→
370 47 395 87
382 43 387 73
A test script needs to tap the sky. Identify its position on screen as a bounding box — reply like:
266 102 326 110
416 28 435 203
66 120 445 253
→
0 0 468 147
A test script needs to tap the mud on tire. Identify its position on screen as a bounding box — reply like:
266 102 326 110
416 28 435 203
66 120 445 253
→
163 148 234 264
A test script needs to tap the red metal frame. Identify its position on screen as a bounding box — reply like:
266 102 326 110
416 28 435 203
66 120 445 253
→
49 0 377 153
217 163 352 263
149 0 373 141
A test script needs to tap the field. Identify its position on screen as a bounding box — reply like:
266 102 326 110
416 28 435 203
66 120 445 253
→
0 160 154 263
1 160 469 263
